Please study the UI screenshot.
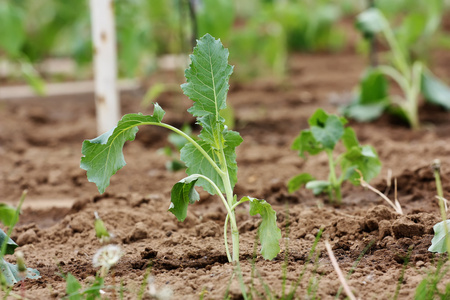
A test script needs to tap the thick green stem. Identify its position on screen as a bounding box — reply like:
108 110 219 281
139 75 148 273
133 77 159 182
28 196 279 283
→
218 149 240 262
326 149 341 203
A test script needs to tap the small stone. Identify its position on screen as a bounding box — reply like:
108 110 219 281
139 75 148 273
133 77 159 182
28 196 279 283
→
48 170 62 185
304 233 315 241
392 216 424 238
195 220 220 238
17 229 38 245
161 222 177 232
378 220 392 240
127 222 148 242
416 261 425 268
70 214 92 233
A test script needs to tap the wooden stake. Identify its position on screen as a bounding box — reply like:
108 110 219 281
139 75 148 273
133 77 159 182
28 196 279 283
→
90 0 120 134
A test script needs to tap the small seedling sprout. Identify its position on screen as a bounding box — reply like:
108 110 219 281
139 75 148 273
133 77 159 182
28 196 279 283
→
344 8 450 129
288 109 381 203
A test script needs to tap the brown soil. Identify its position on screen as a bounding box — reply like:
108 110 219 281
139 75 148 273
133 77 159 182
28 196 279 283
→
1 50 450 299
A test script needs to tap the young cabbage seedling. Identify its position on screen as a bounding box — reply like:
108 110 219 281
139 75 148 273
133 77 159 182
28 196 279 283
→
288 109 381 203
343 8 450 129
80 34 281 263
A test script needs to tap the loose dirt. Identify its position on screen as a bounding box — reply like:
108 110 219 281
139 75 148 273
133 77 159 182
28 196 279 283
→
1 50 450 299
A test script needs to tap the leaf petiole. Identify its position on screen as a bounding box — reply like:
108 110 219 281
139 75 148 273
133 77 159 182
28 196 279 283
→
137 122 225 177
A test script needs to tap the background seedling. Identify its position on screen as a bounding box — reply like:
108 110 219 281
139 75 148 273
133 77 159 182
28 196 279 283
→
81 34 281 263
288 108 381 203
343 7 450 129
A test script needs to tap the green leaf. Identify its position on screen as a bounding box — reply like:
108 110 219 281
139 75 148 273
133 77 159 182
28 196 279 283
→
307 108 328 127
305 180 331 195
0 228 18 255
0 3 26 56
245 197 281 260
169 175 200 222
287 173 315 193
181 34 233 120
179 34 241 196
291 130 323 158
66 273 82 300
355 8 385 39
428 220 450 253
0 258 40 286
80 104 165 194
0 204 17 227
310 115 344 150
84 276 104 299
342 102 387 122
94 217 110 240
341 127 359 150
396 13 427 51
421 71 450 110
181 129 242 195
359 68 389 105
342 68 389 122
340 145 381 185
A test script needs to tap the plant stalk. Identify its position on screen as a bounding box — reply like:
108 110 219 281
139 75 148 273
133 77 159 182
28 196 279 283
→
326 149 341 203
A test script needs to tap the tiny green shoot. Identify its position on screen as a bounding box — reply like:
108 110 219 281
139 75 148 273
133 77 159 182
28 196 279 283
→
343 7 450 129
0 191 40 288
288 109 381 203
80 34 281 263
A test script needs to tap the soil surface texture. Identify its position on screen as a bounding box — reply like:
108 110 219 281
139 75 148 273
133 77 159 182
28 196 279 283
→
1 50 450 299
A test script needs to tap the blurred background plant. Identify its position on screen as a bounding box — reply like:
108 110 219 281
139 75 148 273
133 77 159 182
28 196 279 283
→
1 0 449 89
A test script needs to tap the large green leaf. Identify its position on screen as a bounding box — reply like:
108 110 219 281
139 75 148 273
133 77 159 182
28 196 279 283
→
169 175 200 222
0 259 40 286
245 197 281 260
181 34 233 120
181 129 242 195
81 104 165 194
421 71 450 110
179 34 241 195
428 220 450 253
